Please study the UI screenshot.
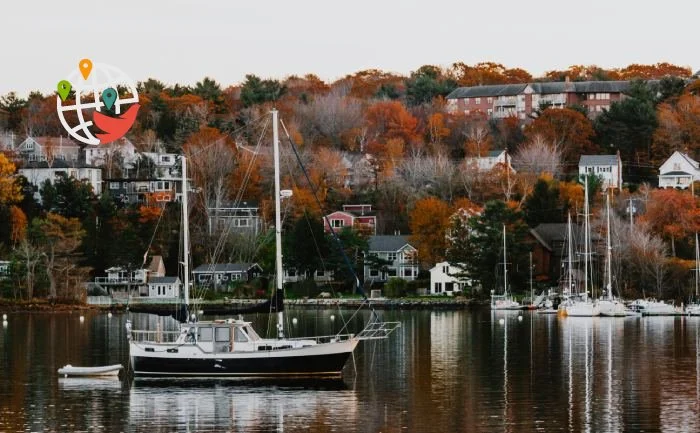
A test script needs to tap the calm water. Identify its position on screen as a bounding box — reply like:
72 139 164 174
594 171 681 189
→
1 309 700 432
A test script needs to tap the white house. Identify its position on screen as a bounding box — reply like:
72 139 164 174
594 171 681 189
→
658 151 700 189
142 152 180 180
147 276 180 298
84 138 138 172
578 154 623 190
364 235 419 282
19 163 102 202
466 149 514 172
429 262 470 296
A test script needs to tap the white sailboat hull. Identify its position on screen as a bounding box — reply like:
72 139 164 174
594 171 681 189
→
687 304 700 316
565 302 600 317
597 299 628 317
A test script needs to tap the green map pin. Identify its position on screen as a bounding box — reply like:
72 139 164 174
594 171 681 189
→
57 80 71 101
101 87 117 110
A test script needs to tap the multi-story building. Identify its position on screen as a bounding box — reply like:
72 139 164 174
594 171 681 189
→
207 202 263 236
658 151 700 189
446 80 634 119
103 178 178 205
578 153 623 191
84 137 138 173
19 162 103 201
15 136 80 164
364 235 419 282
323 204 377 235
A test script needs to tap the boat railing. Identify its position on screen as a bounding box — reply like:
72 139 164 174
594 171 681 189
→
282 333 355 345
129 330 182 343
356 321 401 340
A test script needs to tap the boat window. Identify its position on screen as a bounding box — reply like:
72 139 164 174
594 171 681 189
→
197 327 213 342
215 327 230 342
234 327 248 342
242 326 260 341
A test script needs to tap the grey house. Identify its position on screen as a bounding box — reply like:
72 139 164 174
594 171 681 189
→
364 235 419 282
192 263 263 289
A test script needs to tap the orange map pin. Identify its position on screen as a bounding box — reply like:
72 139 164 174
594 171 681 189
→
79 59 93 79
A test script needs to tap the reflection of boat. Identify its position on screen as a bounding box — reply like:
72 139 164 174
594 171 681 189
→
58 377 122 391
128 380 358 431
58 364 123 377
128 110 398 378
491 225 523 310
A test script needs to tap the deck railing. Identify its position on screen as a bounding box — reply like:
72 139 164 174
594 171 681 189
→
130 330 182 343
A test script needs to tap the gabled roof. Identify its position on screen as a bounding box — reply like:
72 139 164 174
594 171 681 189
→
149 276 179 284
192 263 261 273
25 136 80 148
571 81 631 93
660 171 693 176
487 149 505 158
579 155 619 166
368 235 414 252
446 84 528 99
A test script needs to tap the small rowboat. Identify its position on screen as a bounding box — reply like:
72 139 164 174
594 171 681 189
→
58 364 123 377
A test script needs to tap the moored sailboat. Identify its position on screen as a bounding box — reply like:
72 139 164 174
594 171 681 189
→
127 109 399 378
491 225 523 310
597 192 628 317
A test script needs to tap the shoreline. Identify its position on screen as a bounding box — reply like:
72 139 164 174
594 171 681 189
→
0 297 484 313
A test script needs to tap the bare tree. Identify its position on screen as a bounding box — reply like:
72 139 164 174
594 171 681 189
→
15 240 41 299
511 134 563 178
629 223 669 297
296 87 363 148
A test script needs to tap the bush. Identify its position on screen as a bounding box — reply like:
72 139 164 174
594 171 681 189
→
384 278 407 298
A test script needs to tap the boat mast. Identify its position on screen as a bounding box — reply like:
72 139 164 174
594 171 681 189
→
567 212 573 296
272 109 284 339
583 178 590 302
606 192 613 301
503 224 508 298
696 233 699 299
181 155 190 312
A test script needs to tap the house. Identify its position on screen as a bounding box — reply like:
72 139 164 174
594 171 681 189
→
364 235 419 282
429 262 470 296
18 161 102 202
84 137 138 174
446 80 636 119
658 151 700 189
147 276 180 298
207 202 263 236
578 154 623 191
283 268 333 283
192 263 263 290
465 149 514 172
15 136 80 164
141 152 180 180
323 204 377 235
103 178 177 204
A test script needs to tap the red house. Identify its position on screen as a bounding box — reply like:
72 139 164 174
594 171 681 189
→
323 204 377 235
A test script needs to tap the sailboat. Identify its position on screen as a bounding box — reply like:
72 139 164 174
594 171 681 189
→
556 213 576 315
686 233 700 316
491 225 523 310
126 109 399 378
564 177 600 317
597 192 628 317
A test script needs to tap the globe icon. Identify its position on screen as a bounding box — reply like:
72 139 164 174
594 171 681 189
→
56 62 139 146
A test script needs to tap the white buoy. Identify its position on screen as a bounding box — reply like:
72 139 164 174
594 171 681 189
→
518 315 523 322
107 312 112 318
292 318 298 325
499 318 505 325
330 315 335 321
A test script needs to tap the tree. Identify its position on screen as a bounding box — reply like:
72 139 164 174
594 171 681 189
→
409 197 452 266
13 240 42 299
425 113 450 148
365 101 420 149
31 213 85 300
295 87 363 149
619 63 692 80
451 62 532 86
39 174 96 219
240 74 286 107
643 189 700 256
464 201 530 293
405 65 457 106
652 93 700 162
0 92 27 131
522 177 564 226
283 214 329 278
525 108 597 167
445 202 481 281
511 135 564 179
9 205 27 246
0 153 21 205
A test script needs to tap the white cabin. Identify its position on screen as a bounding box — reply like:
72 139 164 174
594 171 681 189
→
578 154 623 191
658 151 700 189
429 262 470 296
147 276 180 298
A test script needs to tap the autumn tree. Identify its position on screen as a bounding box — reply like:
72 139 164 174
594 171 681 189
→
619 63 692 80
409 197 452 266
652 93 700 162
295 87 363 149
365 101 420 150
451 62 532 86
525 108 597 169
643 189 700 256
405 65 457 106
425 113 450 148
9 205 27 246
342 69 405 99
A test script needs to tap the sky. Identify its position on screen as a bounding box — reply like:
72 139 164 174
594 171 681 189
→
3 0 698 96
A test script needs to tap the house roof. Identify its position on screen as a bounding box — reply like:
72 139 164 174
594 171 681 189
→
192 263 260 273
660 171 693 176
19 161 98 169
446 84 528 99
487 149 505 158
149 276 179 284
368 235 413 252
677 151 700 170
579 154 619 166
26 136 80 148
571 81 631 93
147 256 164 274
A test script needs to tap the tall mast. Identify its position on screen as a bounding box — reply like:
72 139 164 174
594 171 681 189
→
568 212 573 296
529 251 533 305
606 192 613 301
503 224 508 297
181 156 190 310
272 109 284 339
584 178 590 301
696 233 699 299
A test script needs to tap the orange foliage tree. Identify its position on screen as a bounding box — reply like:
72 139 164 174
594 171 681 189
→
652 93 700 160
365 101 420 149
525 108 597 168
643 189 700 256
409 196 452 266
451 62 532 86
426 113 450 148
0 153 21 205
9 205 27 246
619 63 692 80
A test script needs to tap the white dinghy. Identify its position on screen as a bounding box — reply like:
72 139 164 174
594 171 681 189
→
58 364 123 377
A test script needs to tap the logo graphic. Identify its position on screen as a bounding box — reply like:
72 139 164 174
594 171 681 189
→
56 59 140 145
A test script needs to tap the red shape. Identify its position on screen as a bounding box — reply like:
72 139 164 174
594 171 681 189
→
93 103 140 144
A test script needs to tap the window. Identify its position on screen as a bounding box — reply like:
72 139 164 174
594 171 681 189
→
388 269 397 277
288 269 296 277
370 269 379 277
316 270 325 277
161 155 171 163
403 268 413 277
197 327 213 342
434 282 442 293
475 98 481 104
673 163 681 170
215 327 231 342
387 252 397 262
330 219 344 228
234 327 248 342
442 265 449 274
110 182 120 190
29 154 36 161
487 97 493 103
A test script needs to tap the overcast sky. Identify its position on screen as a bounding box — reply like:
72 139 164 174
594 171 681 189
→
4 0 698 96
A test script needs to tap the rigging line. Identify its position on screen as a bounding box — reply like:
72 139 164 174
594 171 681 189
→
279 119 373 313
140 202 167 267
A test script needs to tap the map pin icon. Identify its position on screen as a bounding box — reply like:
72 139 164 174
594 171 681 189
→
57 80 72 101
101 88 117 110
79 59 93 80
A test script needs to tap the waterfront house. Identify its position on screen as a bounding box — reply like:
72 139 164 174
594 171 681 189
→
658 151 700 189
192 263 263 290
283 268 333 283
364 235 418 282
103 178 178 205
429 262 469 295
578 153 623 191
147 276 180 298
323 204 377 235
